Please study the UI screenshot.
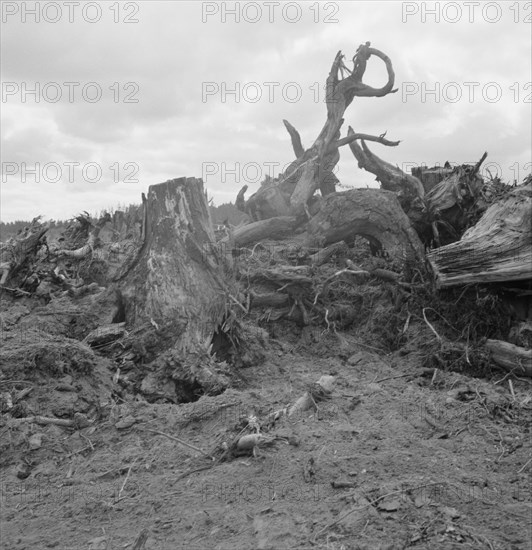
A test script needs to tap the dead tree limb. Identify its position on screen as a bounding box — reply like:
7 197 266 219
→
486 339 532 377
283 119 305 158
241 43 399 220
348 132 424 199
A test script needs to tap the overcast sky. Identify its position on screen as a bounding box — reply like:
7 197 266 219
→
1 1 531 222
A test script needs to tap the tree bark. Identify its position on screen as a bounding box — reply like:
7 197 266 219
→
486 339 532 377
425 153 486 217
348 134 424 199
227 216 299 247
412 164 454 193
118 177 231 395
305 189 425 265
427 183 532 287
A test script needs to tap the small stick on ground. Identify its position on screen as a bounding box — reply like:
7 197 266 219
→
508 379 516 401
132 528 149 550
143 428 212 459
517 458 532 474
117 457 138 502
79 432 94 451
374 373 412 384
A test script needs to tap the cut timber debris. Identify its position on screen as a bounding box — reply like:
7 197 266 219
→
427 183 532 287
83 323 127 347
288 375 335 418
486 339 532 378
7 413 91 428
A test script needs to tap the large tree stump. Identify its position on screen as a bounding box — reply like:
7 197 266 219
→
119 177 231 397
305 189 425 264
427 183 532 287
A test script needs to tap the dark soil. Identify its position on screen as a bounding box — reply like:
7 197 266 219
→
1 324 531 550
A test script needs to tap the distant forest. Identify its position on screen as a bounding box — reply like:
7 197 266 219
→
0 202 246 242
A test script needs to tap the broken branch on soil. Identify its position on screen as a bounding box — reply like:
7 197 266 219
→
143 428 212 459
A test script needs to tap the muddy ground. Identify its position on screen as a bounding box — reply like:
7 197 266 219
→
1 317 531 549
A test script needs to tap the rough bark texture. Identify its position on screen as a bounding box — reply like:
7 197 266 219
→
305 189 425 264
229 216 299 248
412 164 454 193
120 177 226 337
348 134 424 199
425 155 486 216
486 339 532 377
118 177 230 394
427 183 532 287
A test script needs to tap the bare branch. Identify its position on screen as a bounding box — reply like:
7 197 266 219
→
283 119 305 158
347 127 424 198
236 184 248 213
330 132 400 151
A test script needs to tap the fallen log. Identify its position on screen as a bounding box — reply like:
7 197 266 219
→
227 216 299 247
427 183 532 287
486 339 532 377
309 242 346 266
7 413 92 428
249 292 290 309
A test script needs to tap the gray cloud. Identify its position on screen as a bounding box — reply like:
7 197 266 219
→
1 1 530 221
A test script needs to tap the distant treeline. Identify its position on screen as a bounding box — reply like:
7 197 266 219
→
209 202 247 226
0 202 246 242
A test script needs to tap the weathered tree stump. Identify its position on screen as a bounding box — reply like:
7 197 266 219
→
118 177 231 397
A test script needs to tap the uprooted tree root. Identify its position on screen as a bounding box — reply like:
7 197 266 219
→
402 284 514 376
229 229 523 379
